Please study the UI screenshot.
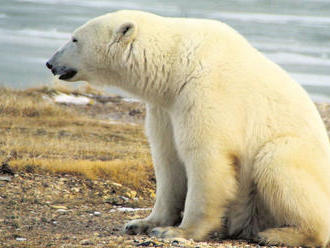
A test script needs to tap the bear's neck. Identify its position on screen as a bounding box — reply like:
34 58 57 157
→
116 41 185 107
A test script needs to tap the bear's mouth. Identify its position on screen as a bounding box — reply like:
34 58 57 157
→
59 69 77 80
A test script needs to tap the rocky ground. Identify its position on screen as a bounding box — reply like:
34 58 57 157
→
0 167 150 248
1 86 330 247
0 168 268 248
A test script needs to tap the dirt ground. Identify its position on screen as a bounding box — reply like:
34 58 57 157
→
1 87 330 247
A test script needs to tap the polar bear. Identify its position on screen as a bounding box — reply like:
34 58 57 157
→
46 10 330 247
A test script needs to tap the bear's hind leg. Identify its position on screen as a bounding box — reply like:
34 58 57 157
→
258 227 328 247
227 181 276 240
254 137 330 247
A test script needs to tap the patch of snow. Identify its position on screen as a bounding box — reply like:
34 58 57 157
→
16 237 27 241
123 97 140 103
109 207 151 213
54 93 90 105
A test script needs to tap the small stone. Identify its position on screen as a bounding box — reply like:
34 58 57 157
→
0 163 14 175
171 240 180 246
93 211 101 216
136 240 158 247
16 237 27 241
111 182 122 187
55 209 68 214
119 196 129 202
0 176 11 182
80 239 94 245
104 196 128 205
50 205 67 209
169 238 187 244
72 187 80 193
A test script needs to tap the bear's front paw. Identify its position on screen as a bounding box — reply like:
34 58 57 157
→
150 227 186 239
124 219 157 235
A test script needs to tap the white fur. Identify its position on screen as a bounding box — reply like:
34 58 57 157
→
49 10 330 246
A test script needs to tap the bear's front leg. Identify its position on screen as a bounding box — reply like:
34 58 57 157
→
151 144 238 240
124 105 187 235
151 114 238 240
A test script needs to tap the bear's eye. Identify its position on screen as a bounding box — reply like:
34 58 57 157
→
122 26 130 35
72 37 78 43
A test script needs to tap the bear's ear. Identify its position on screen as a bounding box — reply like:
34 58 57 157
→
114 21 137 43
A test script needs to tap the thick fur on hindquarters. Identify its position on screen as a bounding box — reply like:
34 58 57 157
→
228 137 330 247
47 10 330 246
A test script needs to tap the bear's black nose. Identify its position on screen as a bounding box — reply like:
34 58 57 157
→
46 62 53 69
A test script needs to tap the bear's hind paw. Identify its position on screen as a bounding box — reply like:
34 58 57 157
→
150 227 186 239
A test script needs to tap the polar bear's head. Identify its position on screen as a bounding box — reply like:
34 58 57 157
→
46 11 138 84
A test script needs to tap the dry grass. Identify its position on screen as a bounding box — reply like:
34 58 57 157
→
3 86 330 192
0 87 153 191
0 87 69 118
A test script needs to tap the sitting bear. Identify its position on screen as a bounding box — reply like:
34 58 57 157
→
46 10 330 247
